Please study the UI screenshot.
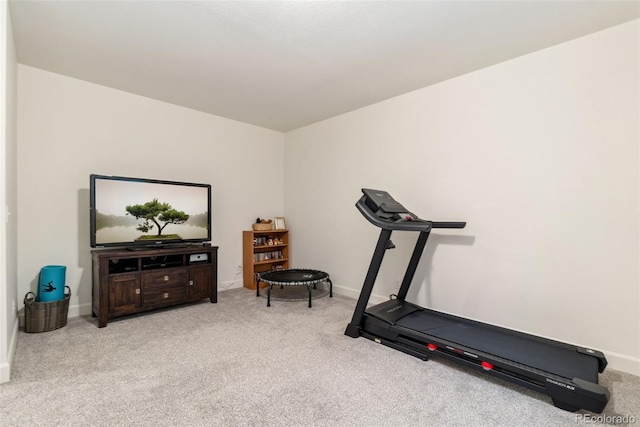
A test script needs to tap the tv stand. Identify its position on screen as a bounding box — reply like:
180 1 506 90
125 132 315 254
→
92 245 218 327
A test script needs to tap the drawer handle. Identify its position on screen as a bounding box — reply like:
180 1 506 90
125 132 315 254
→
163 293 169 299
164 275 169 281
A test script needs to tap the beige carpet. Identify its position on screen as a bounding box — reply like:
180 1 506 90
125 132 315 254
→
1 287 638 426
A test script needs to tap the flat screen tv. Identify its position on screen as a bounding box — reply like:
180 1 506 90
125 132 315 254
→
90 174 211 249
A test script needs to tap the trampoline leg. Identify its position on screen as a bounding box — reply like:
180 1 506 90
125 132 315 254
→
308 285 312 308
327 279 333 298
267 285 272 307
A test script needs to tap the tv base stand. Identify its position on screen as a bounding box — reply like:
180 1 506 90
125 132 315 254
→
92 246 218 327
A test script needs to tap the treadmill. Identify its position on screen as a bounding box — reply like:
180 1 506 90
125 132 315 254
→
345 189 609 413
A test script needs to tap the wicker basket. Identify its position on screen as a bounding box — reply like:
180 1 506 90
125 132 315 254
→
252 222 273 231
24 286 71 333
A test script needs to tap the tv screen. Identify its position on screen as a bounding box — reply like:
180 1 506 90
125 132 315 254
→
90 174 211 248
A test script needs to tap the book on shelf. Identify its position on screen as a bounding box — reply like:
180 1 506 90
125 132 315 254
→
253 250 283 262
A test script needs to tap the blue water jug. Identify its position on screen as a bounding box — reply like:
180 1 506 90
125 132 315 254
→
37 265 66 302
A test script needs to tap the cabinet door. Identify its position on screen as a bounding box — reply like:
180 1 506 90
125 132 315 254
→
109 273 140 315
188 264 211 301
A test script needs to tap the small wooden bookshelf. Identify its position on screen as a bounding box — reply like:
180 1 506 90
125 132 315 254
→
242 229 289 290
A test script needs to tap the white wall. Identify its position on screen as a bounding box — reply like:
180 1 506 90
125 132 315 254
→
1 0 19 384
284 21 640 375
17 65 285 318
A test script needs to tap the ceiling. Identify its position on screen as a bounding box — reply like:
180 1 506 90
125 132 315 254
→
9 1 639 132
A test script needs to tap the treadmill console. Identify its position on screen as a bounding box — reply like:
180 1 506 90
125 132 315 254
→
357 189 466 232
362 188 417 221
357 188 427 231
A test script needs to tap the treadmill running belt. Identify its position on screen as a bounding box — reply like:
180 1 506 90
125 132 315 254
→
396 309 599 383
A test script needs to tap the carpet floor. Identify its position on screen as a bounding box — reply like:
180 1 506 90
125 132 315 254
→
1 287 638 426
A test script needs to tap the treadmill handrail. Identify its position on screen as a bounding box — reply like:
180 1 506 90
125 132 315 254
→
432 221 467 229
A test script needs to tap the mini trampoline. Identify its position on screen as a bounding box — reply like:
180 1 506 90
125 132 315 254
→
257 269 332 307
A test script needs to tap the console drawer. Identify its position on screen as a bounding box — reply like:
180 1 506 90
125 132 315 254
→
142 268 187 290
143 286 187 308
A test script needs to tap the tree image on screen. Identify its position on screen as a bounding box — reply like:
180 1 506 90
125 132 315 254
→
125 199 190 240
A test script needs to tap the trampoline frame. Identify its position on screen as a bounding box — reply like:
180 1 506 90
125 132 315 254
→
256 269 333 307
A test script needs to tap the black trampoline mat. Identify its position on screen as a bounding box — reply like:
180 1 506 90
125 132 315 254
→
392 308 598 383
260 269 329 285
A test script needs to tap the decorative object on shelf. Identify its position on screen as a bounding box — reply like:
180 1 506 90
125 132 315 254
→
24 286 71 333
274 217 286 230
252 218 273 231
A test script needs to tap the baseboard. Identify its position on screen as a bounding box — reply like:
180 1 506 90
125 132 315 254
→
70 302 92 317
604 351 640 376
331 283 392 305
218 279 243 291
0 317 19 384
